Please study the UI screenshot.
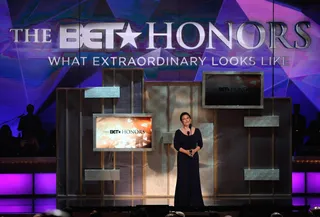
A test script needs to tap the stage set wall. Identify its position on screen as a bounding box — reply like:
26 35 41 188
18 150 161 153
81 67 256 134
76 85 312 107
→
56 69 291 199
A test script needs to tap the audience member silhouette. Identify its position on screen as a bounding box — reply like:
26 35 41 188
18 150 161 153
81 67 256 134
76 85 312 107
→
18 104 42 156
0 104 56 157
0 125 19 157
292 104 306 153
306 112 320 147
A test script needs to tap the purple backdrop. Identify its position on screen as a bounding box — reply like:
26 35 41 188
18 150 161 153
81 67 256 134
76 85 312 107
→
0 0 319 135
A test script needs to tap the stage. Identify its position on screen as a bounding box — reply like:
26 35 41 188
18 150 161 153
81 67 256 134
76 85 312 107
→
0 197 315 217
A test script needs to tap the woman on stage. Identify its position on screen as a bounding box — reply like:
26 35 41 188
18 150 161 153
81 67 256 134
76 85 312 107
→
173 112 204 207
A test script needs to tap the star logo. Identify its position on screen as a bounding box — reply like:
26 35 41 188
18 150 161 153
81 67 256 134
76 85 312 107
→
116 24 141 48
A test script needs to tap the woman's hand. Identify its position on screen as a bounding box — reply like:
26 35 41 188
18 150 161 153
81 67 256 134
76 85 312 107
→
188 149 193 157
190 146 201 156
191 149 197 156
179 148 192 157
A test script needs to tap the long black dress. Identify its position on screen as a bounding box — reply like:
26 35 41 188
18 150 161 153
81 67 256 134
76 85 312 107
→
174 128 204 207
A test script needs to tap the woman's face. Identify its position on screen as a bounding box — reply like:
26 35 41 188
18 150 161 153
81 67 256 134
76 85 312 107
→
181 114 191 127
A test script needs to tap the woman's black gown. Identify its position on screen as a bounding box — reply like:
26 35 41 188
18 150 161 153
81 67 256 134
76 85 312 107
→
174 128 204 207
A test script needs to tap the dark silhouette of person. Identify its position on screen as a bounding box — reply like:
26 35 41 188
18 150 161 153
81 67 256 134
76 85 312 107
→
305 112 320 147
292 104 306 154
0 125 20 157
18 104 42 156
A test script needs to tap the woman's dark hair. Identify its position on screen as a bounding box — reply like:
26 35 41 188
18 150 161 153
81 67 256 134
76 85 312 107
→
179 112 191 122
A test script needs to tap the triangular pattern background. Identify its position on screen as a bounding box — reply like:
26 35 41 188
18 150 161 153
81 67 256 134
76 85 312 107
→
0 0 319 134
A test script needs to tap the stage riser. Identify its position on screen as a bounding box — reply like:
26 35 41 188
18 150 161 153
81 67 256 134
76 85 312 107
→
57 69 291 197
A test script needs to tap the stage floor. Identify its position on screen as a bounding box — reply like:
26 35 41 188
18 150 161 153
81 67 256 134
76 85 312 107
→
57 197 305 207
0 197 318 215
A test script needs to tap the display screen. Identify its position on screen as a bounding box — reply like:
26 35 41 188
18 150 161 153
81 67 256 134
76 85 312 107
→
93 114 152 151
203 72 263 109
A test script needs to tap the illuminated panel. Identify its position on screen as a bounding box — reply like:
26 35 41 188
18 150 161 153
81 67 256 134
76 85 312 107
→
307 172 320 193
35 198 56 213
0 199 32 213
292 197 305 206
84 87 120 98
0 174 32 195
84 169 120 181
244 116 279 127
244 169 279 180
292 172 305 193
34 173 56 194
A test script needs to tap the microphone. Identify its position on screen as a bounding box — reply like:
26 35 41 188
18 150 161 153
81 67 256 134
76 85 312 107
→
187 131 190 136
189 124 192 130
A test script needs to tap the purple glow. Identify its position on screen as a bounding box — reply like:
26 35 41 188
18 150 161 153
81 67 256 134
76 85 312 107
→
0 174 32 195
292 197 305 206
0 199 32 213
292 172 305 193
307 173 320 193
0 172 319 197
35 198 56 213
34 173 56 195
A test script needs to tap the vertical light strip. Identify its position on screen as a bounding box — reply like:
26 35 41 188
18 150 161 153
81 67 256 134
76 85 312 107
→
289 99 293 194
65 90 69 196
101 75 105 197
113 69 116 196
272 98 275 195
167 85 170 196
248 109 251 196
56 90 60 196
142 73 146 199
190 85 193 121
167 142 170 197
131 70 134 196
213 109 218 196
79 89 83 195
